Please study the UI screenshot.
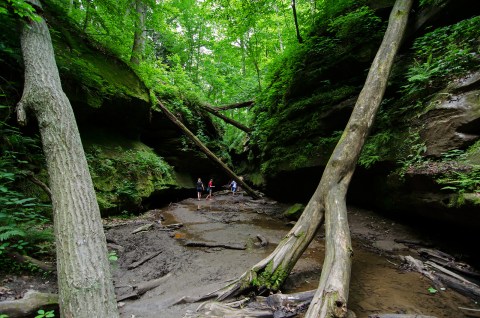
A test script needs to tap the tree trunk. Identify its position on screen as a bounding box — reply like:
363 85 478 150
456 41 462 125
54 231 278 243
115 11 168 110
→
200 104 251 133
16 2 119 317
204 0 413 311
155 97 260 199
291 0 303 44
305 0 413 316
130 0 147 65
214 101 254 111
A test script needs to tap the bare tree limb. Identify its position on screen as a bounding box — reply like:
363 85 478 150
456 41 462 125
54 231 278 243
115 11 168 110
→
200 104 251 133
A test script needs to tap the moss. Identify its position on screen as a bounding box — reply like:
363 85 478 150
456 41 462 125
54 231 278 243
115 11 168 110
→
82 136 175 213
256 262 289 291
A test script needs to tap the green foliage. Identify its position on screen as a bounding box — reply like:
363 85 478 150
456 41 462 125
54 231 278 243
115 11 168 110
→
327 6 381 42
108 250 118 262
0 0 40 21
402 16 480 97
0 123 54 271
437 166 480 195
35 309 55 318
359 131 394 169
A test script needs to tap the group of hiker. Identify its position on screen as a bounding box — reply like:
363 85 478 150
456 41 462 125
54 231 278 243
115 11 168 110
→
196 177 237 200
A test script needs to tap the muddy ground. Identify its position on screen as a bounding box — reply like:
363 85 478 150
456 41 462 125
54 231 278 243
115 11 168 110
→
1 192 479 317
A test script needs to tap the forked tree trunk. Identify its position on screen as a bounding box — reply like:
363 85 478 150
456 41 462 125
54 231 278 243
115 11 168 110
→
305 1 412 316
204 1 413 312
16 2 119 317
155 98 260 199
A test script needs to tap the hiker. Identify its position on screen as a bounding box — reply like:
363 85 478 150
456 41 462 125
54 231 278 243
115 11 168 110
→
230 180 237 195
196 178 204 200
206 178 215 200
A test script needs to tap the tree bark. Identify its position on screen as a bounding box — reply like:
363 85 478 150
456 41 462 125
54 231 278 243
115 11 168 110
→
130 0 147 65
202 1 413 313
16 2 119 317
200 104 252 133
155 97 260 199
291 0 303 44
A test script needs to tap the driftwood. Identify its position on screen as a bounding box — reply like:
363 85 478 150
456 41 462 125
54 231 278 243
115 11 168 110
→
419 248 480 278
368 315 437 318
254 234 268 247
188 290 317 318
184 241 246 250
459 306 480 318
6 252 55 272
402 255 480 300
0 290 58 318
116 273 172 301
400 256 444 288
131 223 154 234
158 223 184 231
127 250 162 269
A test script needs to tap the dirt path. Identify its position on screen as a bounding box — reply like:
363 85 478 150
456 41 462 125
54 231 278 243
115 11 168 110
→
106 193 476 318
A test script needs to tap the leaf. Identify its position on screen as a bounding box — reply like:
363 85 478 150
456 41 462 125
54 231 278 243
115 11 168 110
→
427 287 437 294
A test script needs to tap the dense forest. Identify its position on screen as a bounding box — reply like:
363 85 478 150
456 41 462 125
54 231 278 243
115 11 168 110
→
1 0 480 317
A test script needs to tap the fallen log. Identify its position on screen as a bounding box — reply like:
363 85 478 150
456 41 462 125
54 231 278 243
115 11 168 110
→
435 272 480 300
459 306 480 318
131 223 154 234
158 223 184 231
184 241 246 250
214 100 254 111
425 261 479 287
0 290 58 318
127 250 162 269
116 273 172 301
400 256 444 289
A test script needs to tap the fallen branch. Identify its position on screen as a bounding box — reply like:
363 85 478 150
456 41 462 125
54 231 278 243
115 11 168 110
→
254 234 268 247
155 97 260 199
200 104 251 133
458 306 480 318
394 239 433 247
25 171 52 200
6 252 55 272
131 223 154 234
116 273 172 301
158 223 183 231
127 250 162 269
214 101 254 111
185 241 246 250
0 290 58 318
368 315 437 318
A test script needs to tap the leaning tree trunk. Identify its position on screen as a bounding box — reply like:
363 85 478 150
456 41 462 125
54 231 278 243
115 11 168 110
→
305 1 412 315
200 104 252 133
16 2 119 317
155 98 260 199
203 0 413 308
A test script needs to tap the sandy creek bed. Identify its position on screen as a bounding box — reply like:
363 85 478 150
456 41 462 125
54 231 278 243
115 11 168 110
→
105 193 477 318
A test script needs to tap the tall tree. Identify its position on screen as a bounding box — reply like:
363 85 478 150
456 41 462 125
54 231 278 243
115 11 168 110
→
130 0 147 64
291 0 303 43
200 0 413 309
16 1 119 317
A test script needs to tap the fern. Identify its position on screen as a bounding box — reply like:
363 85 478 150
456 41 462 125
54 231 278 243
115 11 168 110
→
0 226 26 241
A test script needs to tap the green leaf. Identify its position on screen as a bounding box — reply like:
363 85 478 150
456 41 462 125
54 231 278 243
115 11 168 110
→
427 287 437 294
